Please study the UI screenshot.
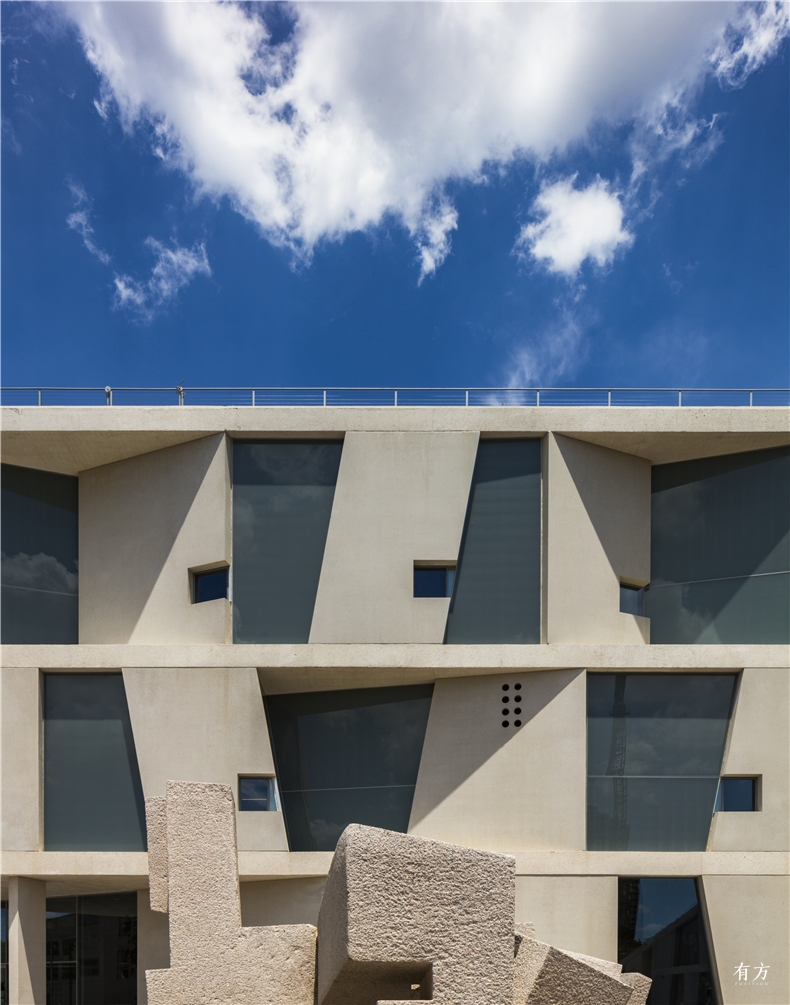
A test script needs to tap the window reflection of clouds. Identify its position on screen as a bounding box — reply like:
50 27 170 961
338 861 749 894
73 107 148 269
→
1 551 78 594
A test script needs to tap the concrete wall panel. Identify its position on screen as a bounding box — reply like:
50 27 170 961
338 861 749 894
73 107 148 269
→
309 431 478 643
710 669 789 852
515 875 618 962
79 434 231 644
240 878 326 927
702 874 790 1005
1 667 41 851
545 434 651 644
122 667 287 851
409 670 586 851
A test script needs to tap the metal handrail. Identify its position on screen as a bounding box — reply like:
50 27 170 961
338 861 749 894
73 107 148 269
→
1 386 789 406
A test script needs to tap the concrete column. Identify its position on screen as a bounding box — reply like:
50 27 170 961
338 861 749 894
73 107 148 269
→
136 890 170 1005
8 877 46 1005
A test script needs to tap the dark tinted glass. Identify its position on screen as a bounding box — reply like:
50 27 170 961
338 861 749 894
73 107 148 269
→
648 447 790 643
619 879 718 1004
445 440 541 643
414 567 453 598
194 567 228 603
239 776 275 811
718 777 756 812
620 585 645 617
266 685 433 851
1 464 78 643
46 893 137 1005
587 674 736 850
232 441 342 642
1 901 6 1005
44 675 146 851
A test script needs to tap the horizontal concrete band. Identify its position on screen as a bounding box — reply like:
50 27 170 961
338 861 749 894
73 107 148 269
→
4 850 788 886
3 404 788 475
3 644 788 675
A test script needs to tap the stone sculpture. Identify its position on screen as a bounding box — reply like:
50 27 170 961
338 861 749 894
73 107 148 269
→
145 781 316 1005
146 781 651 1005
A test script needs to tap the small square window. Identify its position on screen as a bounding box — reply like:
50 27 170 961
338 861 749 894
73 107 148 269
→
193 567 228 604
238 776 277 812
620 583 645 617
414 565 455 598
715 777 757 812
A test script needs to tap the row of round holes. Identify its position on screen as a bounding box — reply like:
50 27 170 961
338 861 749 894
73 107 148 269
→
502 682 522 727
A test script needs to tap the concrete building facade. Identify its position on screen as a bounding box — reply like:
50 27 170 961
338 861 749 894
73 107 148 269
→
1 402 788 1005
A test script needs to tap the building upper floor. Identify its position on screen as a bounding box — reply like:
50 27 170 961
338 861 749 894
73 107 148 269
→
2 404 788 648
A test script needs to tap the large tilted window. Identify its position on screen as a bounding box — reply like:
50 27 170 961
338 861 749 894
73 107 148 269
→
445 439 541 643
46 893 137 1005
232 440 342 643
587 673 737 851
1 464 78 644
266 685 433 851
44 674 146 851
648 446 789 643
618 878 718 1005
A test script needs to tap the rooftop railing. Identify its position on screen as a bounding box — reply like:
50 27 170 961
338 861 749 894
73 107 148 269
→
1 386 789 407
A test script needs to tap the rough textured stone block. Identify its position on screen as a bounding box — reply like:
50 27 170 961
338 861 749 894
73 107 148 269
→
513 937 636 1005
145 797 168 914
145 780 316 1005
619 971 652 1005
317 823 515 1005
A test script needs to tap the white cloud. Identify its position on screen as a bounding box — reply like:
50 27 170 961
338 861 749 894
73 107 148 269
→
63 1 788 279
507 307 589 387
517 176 633 277
66 180 111 265
113 239 211 321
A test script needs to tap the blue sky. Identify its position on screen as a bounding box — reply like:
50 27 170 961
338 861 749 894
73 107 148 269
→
2 2 788 391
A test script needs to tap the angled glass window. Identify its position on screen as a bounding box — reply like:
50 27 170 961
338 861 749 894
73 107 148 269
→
414 565 455 598
648 446 790 643
239 776 278 811
620 584 645 617
618 878 718 1005
193 567 228 603
445 439 541 643
44 674 146 851
46 893 137 1005
587 673 737 851
266 684 433 851
715 777 757 812
1 464 78 644
232 440 342 642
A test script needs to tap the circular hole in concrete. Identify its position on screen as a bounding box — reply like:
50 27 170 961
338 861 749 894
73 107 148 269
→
502 720 510 727
515 683 522 690
514 719 522 727
502 683 510 690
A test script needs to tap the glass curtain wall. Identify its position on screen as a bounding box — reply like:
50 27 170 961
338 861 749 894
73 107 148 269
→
587 674 737 851
232 441 343 643
266 685 433 851
1 464 78 643
46 893 137 1005
445 439 541 643
44 675 146 851
619 878 718 1005
647 446 790 643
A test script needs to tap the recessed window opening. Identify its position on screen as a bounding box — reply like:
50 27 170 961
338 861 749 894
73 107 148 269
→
715 777 758 812
414 564 455 598
193 566 229 604
620 583 646 617
239 776 279 811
